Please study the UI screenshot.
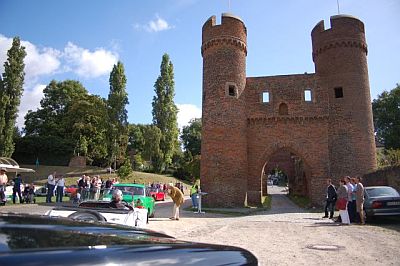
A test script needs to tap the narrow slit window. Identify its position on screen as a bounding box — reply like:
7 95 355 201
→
334 87 343 98
228 85 236 96
262 92 270 103
304 90 312 102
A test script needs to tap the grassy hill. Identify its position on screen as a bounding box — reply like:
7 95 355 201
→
19 164 189 187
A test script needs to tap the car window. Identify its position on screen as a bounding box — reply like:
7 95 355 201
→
365 187 400 197
116 186 145 196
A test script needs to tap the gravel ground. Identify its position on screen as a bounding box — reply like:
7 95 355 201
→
147 186 400 266
1 186 399 266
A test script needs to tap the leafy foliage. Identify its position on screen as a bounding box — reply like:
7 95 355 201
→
13 135 74 166
24 80 88 137
0 37 26 156
181 118 202 157
152 53 179 172
20 80 108 165
117 157 133 180
377 149 400 168
372 84 400 149
107 61 129 167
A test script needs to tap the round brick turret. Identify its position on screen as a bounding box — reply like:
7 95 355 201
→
312 15 376 178
201 13 248 207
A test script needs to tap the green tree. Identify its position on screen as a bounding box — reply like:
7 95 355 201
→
152 53 179 171
107 61 129 168
117 157 133 180
142 125 162 172
0 37 26 156
181 118 202 157
65 95 108 164
21 80 109 166
372 84 400 149
24 80 88 137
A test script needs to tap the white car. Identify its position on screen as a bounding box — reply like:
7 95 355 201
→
46 201 148 228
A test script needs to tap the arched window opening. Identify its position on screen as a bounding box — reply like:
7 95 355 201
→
279 103 288 115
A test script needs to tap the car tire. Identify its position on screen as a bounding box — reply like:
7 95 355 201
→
68 211 106 222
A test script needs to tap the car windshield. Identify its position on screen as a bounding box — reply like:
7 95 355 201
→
366 187 400 198
115 186 144 196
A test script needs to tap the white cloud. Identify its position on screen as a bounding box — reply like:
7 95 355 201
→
0 35 61 82
63 42 118 78
134 15 173 33
176 104 202 130
17 84 46 129
1 35 119 80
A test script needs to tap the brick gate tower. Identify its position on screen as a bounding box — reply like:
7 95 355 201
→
311 15 377 178
201 13 376 208
201 14 248 207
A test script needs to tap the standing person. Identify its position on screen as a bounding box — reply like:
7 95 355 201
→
94 176 102 200
355 176 365 225
336 179 350 225
12 174 23 204
345 176 356 223
55 175 65 203
46 172 56 203
190 179 199 209
323 179 337 219
167 184 184 221
0 168 8 203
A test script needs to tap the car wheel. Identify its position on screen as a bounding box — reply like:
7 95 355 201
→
68 211 106 222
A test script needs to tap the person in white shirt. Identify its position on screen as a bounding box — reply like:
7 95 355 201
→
0 168 8 203
46 172 56 203
55 175 65 203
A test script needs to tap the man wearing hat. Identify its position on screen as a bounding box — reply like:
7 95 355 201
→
0 168 8 203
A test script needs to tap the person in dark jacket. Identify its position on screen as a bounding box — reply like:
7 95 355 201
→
323 179 337 219
12 174 23 204
109 189 128 209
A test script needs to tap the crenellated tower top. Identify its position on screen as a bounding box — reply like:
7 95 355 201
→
201 13 247 57
311 15 368 62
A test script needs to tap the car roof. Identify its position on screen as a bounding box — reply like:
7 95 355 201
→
113 183 145 188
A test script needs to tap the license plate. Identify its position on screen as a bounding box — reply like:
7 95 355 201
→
387 201 400 206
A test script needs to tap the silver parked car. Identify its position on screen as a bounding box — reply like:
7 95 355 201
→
364 186 400 221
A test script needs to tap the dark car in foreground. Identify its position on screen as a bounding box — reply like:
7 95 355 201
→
364 186 400 221
0 214 258 265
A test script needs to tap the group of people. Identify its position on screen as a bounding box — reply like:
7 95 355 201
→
46 172 65 203
0 168 35 204
324 176 365 225
74 175 119 203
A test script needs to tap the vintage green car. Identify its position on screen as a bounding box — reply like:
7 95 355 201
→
103 183 155 218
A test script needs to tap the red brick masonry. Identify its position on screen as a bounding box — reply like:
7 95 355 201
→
201 13 376 207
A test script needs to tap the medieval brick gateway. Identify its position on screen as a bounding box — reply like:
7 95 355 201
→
200 13 377 207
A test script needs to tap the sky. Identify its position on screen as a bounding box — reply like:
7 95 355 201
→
0 0 399 130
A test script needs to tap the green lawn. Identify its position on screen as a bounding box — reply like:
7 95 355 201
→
17 165 189 188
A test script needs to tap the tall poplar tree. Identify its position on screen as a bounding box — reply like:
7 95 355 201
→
152 53 179 172
0 37 26 156
107 61 129 168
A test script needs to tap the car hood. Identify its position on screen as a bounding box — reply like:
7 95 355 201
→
0 214 258 265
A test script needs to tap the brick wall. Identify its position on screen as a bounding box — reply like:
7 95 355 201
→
201 14 377 208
